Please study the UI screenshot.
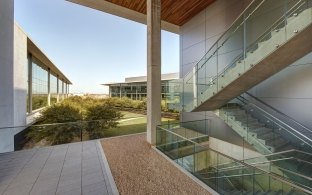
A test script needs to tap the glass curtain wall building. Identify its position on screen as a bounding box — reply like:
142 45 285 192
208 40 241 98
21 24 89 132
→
103 73 179 100
27 43 72 114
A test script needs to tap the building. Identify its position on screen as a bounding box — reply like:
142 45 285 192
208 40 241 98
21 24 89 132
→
68 0 312 193
1 0 312 194
0 23 71 153
103 73 179 100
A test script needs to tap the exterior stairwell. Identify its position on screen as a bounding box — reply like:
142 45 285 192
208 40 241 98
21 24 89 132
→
214 93 312 192
181 0 312 112
216 93 312 155
217 105 292 154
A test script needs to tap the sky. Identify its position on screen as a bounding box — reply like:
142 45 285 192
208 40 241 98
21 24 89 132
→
14 0 180 94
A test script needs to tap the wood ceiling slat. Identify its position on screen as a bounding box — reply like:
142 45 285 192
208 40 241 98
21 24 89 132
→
103 0 216 26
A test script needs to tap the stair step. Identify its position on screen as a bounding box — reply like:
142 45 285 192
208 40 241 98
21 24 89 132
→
266 137 288 149
235 116 258 123
240 121 261 126
250 127 272 135
257 132 281 142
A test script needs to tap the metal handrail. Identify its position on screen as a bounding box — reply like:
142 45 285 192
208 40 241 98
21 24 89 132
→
205 156 312 182
157 125 312 194
183 0 264 84
246 0 306 52
185 0 305 86
237 95 312 149
245 92 312 134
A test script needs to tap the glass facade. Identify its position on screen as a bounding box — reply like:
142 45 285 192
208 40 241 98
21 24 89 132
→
109 80 178 101
26 55 70 113
32 58 48 111
50 74 58 105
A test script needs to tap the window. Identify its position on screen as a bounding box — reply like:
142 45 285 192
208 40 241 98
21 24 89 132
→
50 73 58 105
32 58 48 111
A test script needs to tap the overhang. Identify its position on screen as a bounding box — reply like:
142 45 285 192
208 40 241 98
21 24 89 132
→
27 38 72 84
67 0 216 34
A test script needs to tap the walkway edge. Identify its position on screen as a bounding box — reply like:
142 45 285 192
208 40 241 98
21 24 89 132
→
153 146 219 195
97 140 120 195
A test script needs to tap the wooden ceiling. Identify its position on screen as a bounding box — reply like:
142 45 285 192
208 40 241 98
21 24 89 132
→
104 0 216 26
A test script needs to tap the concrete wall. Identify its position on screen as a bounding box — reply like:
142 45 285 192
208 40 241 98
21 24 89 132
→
0 7 28 152
249 54 312 129
180 0 251 145
180 0 312 147
180 0 251 77
13 24 28 131
0 0 15 153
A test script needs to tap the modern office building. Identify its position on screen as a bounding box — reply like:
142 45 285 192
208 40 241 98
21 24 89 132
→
0 23 71 153
69 0 312 193
103 73 179 100
1 0 312 194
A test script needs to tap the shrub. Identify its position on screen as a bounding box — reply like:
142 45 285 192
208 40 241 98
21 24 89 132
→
85 103 123 139
27 103 83 145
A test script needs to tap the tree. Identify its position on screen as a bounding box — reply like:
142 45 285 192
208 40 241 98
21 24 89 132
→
85 103 123 139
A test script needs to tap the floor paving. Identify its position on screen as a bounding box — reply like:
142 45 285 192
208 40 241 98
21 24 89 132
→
0 141 115 195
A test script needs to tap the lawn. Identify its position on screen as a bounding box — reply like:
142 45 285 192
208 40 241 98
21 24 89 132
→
104 111 178 137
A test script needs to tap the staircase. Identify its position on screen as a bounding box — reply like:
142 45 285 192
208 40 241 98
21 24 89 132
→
180 0 312 112
218 105 293 154
217 93 312 154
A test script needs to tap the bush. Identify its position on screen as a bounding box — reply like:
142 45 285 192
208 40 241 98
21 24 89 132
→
27 103 83 145
85 103 123 139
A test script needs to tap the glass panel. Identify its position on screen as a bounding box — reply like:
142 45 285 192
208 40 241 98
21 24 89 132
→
32 58 48 111
50 73 58 105
155 124 310 194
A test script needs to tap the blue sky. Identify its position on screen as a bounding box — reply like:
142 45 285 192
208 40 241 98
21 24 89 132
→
14 0 180 94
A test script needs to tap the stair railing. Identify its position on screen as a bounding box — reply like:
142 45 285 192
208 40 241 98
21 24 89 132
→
156 125 312 194
181 0 312 112
236 95 312 151
245 92 312 137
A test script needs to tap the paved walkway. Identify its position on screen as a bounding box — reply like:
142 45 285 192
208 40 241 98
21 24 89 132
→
0 141 117 195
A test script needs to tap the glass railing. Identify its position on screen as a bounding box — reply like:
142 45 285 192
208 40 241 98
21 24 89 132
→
180 0 312 112
156 126 311 194
0 117 177 151
227 94 312 153
243 150 312 191
243 92 312 152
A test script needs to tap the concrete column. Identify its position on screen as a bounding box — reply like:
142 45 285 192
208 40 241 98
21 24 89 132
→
0 0 14 152
56 76 60 102
47 69 51 106
119 84 122 98
67 83 69 97
28 54 33 113
146 0 161 145
61 80 64 100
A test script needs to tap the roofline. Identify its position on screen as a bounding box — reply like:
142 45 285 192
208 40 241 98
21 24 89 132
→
66 0 180 34
101 78 178 86
27 38 72 84
15 22 72 84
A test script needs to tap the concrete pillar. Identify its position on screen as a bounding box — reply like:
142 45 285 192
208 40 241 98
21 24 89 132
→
61 80 64 100
47 69 51 106
146 0 161 145
56 76 60 102
119 84 122 98
0 0 27 153
28 54 33 113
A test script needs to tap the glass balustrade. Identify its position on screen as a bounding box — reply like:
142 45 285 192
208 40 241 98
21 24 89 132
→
156 125 310 194
179 0 312 112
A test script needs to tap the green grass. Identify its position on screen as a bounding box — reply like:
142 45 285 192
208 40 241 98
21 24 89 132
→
104 111 178 138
